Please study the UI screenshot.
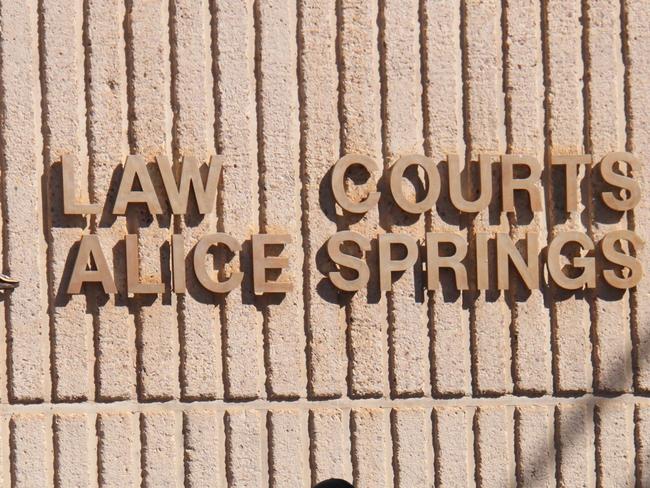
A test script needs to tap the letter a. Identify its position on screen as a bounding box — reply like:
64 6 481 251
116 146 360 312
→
113 155 163 215
67 235 117 294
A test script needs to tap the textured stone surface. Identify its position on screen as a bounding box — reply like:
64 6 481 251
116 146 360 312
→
126 0 179 402
504 0 552 395
0 0 647 486
515 406 554 487
422 0 471 399
545 0 593 395
86 0 137 402
338 0 388 399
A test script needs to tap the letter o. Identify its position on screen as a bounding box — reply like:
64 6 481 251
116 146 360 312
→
389 154 440 214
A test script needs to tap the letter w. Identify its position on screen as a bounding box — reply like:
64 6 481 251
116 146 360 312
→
157 155 223 215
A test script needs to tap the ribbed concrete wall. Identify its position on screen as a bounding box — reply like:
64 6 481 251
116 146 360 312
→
0 0 648 486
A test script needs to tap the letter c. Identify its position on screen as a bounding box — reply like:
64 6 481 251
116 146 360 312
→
193 233 243 293
331 154 380 214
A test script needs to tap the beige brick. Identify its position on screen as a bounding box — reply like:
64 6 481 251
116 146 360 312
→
256 0 306 399
10 414 51 488
126 0 179 401
41 0 94 402
299 0 346 399
586 0 633 394
545 0 592 395
338 0 388 398
422 0 471 398
268 409 308 487
97 413 140 488
309 408 351 484
0 0 49 403
225 410 265 488
556 404 595 487
351 408 391 488
504 0 552 396
391 407 433 487
170 0 221 401
625 0 650 392
215 0 264 400
433 407 473 487
86 0 136 401
382 0 429 398
141 411 183 488
184 410 222 488
464 0 512 396
53 414 96 487
515 406 554 487
595 402 634 487
474 406 514 487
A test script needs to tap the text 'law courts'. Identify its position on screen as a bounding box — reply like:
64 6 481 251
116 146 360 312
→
60 151 644 296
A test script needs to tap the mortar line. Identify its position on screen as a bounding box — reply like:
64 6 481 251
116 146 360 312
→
265 410 273 487
51 414 60 488
8 417 16 488
37 0 55 406
306 410 317 486
252 0 272 402
633 404 643 487
500 0 522 402
94 414 103 488
138 412 145 488
388 409 398 486
334 0 355 402
223 411 233 486
620 12 645 488
620 0 641 399
295 0 315 401
417 0 438 404
500 0 517 395
167 0 186 406
620 2 642 485
122 0 145 406
581 0 600 399
0 393 648 416
539 0 560 400
459 0 480 400
349 410 359 485
209 0 229 408
81 0 100 409
376 0 395 402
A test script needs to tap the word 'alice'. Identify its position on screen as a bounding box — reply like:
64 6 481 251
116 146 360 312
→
63 151 643 295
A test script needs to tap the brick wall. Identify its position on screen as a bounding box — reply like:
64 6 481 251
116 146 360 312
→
0 0 648 486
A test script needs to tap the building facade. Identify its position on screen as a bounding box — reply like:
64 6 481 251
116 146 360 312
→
0 0 648 486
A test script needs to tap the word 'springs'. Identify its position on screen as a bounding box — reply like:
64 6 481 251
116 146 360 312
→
62 152 644 295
